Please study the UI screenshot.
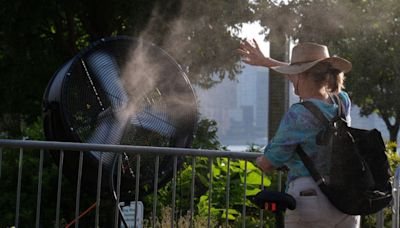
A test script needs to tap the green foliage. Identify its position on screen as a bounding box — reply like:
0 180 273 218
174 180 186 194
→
141 119 276 227
191 118 223 150
0 0 255 138
143 206 213 227
386 142 400 176
149 156 275 227
0 120 113 227
0 149 84 227
196 158 271 223
21 117 44 140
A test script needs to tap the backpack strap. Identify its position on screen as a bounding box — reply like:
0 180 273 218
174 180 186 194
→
301 93 347 126
331 94 346 119
301 101 330 126
296 100 334 186
296 146 326 186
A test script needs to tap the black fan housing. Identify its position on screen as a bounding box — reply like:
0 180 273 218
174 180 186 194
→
43 36 198 200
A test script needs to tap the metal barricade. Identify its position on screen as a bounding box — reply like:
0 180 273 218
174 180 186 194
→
0 139 269 228
1 139 395 228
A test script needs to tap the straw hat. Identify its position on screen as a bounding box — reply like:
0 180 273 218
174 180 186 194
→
271 42 352 75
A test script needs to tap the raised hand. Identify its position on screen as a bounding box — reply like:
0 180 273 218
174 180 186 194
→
237 39 266 66
237 39 288 68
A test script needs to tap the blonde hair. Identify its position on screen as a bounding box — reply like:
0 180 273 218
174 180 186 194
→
303 62 345 93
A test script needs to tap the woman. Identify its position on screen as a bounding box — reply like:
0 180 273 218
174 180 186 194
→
238 40 360 228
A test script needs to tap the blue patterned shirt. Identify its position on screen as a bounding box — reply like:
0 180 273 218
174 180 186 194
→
264 92 351 184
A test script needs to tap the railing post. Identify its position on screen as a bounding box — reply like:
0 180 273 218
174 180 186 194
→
190 157 196 228
171 156 178 228
392 166 400 228
35 149 44 228
225 158 231 228
113 154 122 228
134 154 141 228
242 161 248 228
55 150 64 228
74 151 84 228
95 152 103 228
15 148 23 228
259 172 265 227
376 210 384 228
0 148 3 179
208 157 213 228
152 155 160 228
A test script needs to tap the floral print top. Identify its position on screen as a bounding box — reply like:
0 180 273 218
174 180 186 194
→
264 92 351 184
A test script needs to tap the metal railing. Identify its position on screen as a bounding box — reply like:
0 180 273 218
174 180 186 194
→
0 139 267 228
392 166 400 228
0 139 394 228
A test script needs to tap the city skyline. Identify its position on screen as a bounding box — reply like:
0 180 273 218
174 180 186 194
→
196 64 396 148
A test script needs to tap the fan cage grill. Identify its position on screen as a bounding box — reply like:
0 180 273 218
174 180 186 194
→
45 36 197 198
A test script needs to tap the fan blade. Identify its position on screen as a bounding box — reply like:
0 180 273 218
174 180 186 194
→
86 51 128 111
87 108 128 145
130 105 177 138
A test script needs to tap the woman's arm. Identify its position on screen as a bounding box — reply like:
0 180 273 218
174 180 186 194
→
237 39 288 68
256 155 275 172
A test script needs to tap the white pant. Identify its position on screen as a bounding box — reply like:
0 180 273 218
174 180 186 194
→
285 177 360 228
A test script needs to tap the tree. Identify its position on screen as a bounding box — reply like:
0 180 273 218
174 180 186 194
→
341 0 400 144
0 0 179 136
0 0 255 138
254 0 400 146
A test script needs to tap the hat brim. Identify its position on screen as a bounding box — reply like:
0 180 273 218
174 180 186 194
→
271 57 352 75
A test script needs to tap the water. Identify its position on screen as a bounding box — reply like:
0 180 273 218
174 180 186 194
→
226 144 265 152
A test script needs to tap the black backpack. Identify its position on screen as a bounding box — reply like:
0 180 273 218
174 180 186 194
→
296 95 392 215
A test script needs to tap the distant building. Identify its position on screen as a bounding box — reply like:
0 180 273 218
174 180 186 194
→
196 64 397 148
195 65 269 146
195 77 237 137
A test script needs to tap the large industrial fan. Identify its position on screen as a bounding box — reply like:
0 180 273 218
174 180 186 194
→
42 36 198 200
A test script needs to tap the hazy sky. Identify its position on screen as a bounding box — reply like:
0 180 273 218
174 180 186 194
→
234 21 270 57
